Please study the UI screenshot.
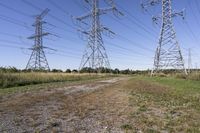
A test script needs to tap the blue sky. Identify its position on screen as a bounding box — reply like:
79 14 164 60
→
0 0 199 70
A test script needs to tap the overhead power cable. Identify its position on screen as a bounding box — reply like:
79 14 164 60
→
22 0 76 30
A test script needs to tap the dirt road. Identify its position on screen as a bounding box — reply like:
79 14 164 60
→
0 77 131 133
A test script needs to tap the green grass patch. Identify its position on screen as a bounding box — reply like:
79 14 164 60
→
140 76 200 93
123 76 200 132
120 124 133 130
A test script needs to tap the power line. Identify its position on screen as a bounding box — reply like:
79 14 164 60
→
0 43 28 49
72 0 155 53
108 14 155 42
188 48 192 73
184 21 199 43
0 2 83 48
0 30 148 64
188 1 200 35
0 32 24 38
0 2 31 17
0 39 31 46
48 0 70 16
0 14 32 30
115 1 157 35
116 33 154 52
0 39 83 59
0 1 75 34
104 39 152 57
195 0 200 17
22 0 76 30
72 0 89 12
0 26 152 59
22 0 155 55
48 52 81 59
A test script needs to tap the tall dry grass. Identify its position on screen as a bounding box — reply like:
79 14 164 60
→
0 72 110 89
175 72 200 81
151 72 200 81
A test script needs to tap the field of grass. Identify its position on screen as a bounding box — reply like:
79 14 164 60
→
0 72 116 94
1 74 200 132
120 76 200 132
143 76 200 93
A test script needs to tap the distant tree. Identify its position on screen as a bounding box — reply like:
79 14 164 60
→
98 67 111 73
113 68 120 74
120 69 131 74
79 67 113 73
72 69 78 73
21 69 29 72
65 69 71 73
8 67 19 73
0 66 20 73
51 69 63 73
80 67 95 73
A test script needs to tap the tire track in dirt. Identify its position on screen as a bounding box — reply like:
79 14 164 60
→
0 77 131 133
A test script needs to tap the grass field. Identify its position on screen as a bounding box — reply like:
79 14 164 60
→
0 72 116 94
0 74 200 132
121 76 200 132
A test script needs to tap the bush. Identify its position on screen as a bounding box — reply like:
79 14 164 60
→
65 69 71 73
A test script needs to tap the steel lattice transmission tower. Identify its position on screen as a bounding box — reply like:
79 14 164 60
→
26 9 50 71
74 0 123 72
142 0 187 75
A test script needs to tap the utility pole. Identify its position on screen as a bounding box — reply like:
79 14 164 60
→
195 63 198 75
26 9 50 71
188 48 192 73
141 0 187 76
74 0 123 72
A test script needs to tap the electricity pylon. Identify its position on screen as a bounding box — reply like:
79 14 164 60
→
26 9 50 71
141 0 187 75
74 0 123 72
188 48 192 73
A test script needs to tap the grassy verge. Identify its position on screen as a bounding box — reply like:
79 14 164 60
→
120 76 200 132
141 76 200 93
0 72 114 88
0 73 117 95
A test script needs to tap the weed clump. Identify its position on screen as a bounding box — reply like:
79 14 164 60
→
121 124 133 130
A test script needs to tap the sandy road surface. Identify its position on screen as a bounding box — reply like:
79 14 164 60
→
0 77 131 133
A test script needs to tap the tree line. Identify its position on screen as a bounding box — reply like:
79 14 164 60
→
0 67 151 75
